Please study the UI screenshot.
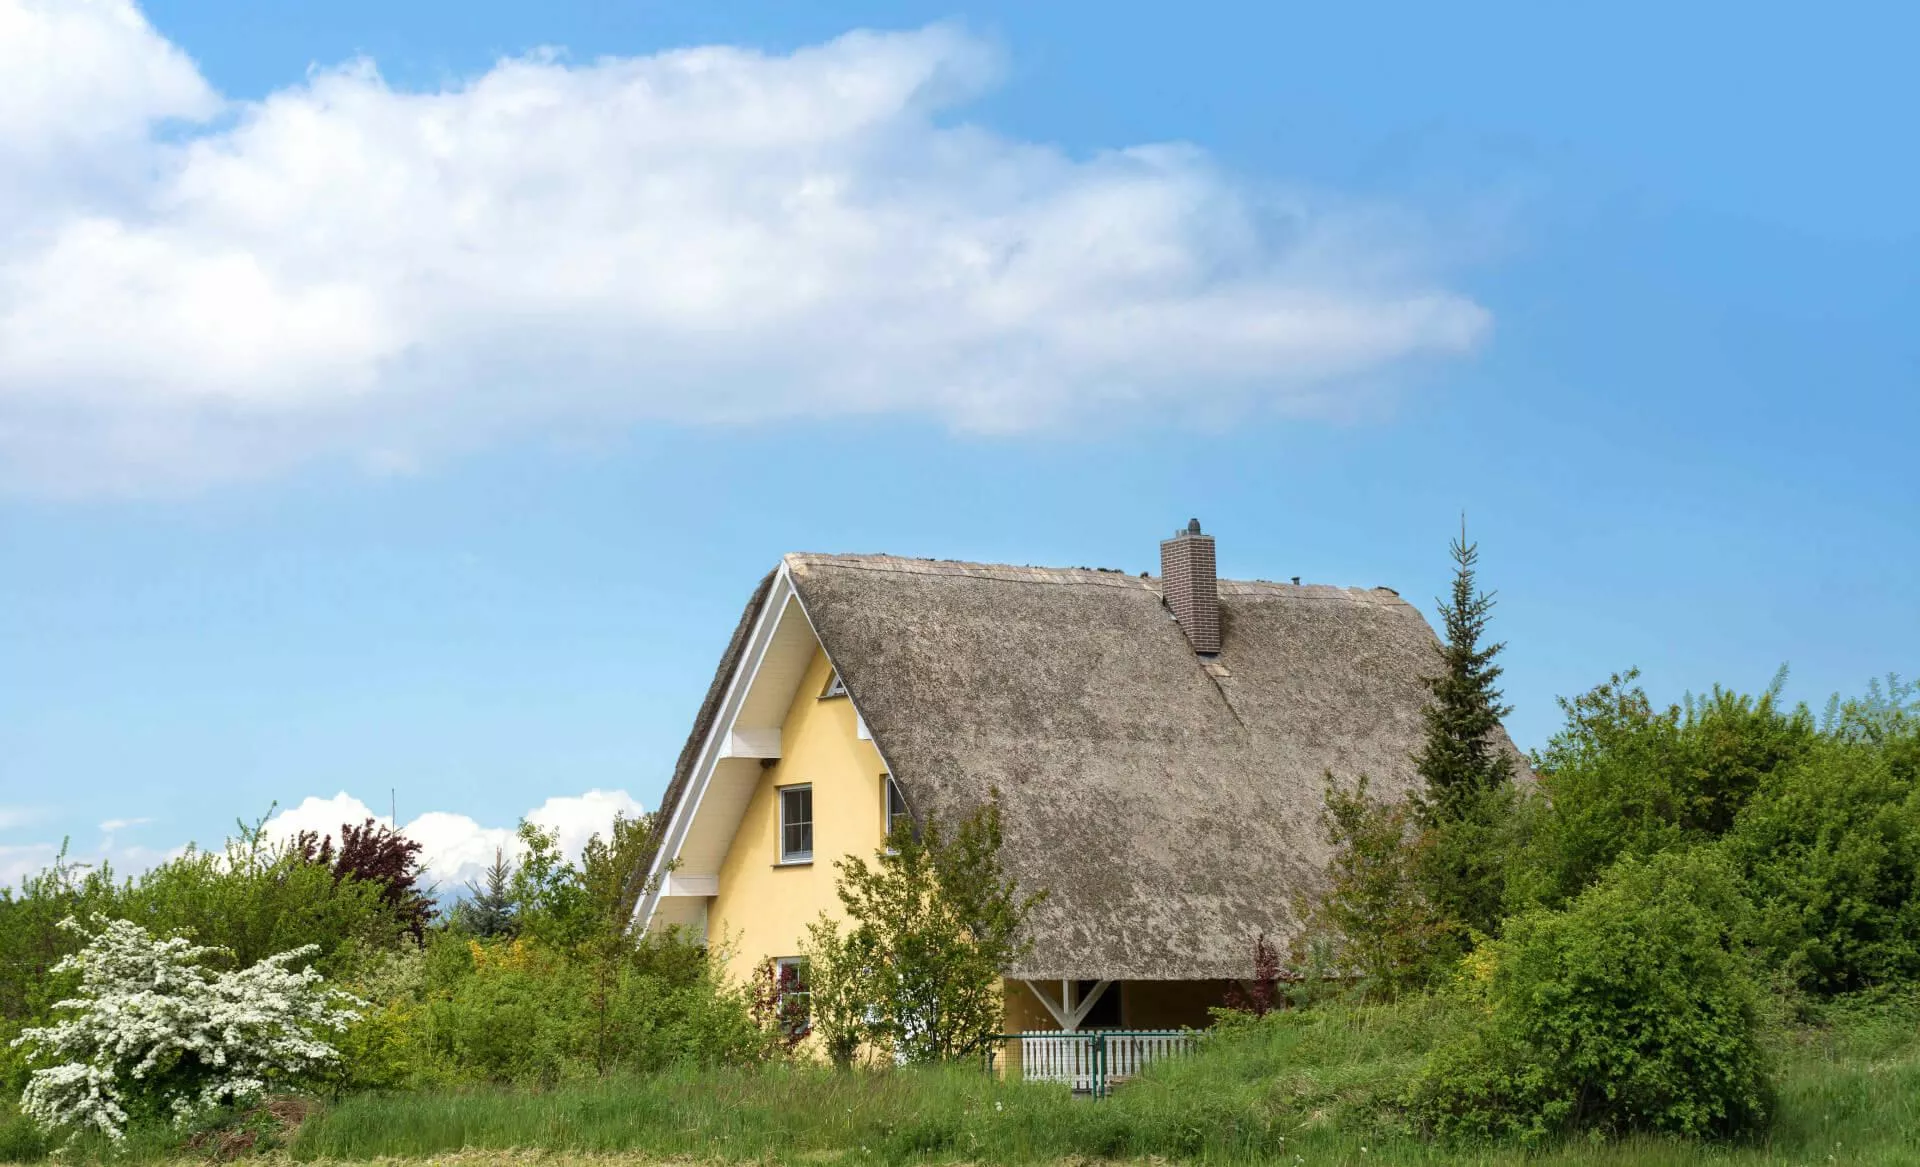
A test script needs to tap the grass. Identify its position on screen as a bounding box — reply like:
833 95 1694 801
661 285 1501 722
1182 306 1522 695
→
8 992 1918 1164
283 991 1920 1165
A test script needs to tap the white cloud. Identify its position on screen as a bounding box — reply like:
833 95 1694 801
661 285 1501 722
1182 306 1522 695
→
0 0 1489 496
262 789 644 897
0 0 215 163
98 816 152 833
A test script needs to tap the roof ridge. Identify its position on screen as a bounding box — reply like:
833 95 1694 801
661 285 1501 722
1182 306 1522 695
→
785 552 1157 591
783 551 1406 604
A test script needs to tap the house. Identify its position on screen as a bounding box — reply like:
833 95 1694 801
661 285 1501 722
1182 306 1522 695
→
634 520 1522 1041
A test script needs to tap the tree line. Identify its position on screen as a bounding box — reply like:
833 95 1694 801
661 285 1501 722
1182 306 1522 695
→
1294 523 1919 1142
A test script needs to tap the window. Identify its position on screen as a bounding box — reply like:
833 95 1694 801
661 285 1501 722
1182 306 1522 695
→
779 784 813 863
774 957 811 1038
820 669 847 699
884 775 911 838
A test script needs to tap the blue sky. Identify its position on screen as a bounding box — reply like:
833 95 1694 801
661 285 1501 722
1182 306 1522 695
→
1 0 1915 887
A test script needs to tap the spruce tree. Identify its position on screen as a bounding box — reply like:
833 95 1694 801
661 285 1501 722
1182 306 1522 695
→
1413 518 1515 825
1406 519 1518 942
457 848 518 938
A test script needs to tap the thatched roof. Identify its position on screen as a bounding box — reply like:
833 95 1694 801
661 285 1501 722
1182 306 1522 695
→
650 552 1527 982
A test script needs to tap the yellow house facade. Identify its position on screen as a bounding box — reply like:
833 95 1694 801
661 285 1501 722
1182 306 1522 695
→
708 646 891 989
636 523 1529 1055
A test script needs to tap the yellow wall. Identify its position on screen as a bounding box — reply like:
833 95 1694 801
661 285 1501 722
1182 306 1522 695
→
1122 980 1234 1029
711 647 891 989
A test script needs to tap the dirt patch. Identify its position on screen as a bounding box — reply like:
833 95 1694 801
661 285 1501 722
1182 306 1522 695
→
185 1096 318 1161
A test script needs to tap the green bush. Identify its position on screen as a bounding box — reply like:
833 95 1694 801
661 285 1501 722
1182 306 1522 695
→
1302 776 1457 998
377 932 759 1087
1726 733 1920 994
1412 849 1772 1143
1508 673 1813 912
435 944 581 1083
120 832 400 976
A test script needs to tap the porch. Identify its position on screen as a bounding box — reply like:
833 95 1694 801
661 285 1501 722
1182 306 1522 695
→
990 1029 1197 1096
993 978 1229 1094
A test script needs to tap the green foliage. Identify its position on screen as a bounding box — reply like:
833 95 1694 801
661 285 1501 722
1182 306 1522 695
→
119 827 400 977
1412 850 1771 1143
323 806 755 1090
435 941 580 1083
574 810 672 1073
451 848 518 939
1415 783 1522 942
0 1100 53 1162
1412 522 1515 825
1510 670 1815 911
1726 730 1920 994
832 794 1044 1063
1822 672 1920 743
1302 776 1454 998
797 918 868 1068
502 821 592 949
332 928 758 1090
330 947 438 1092
1395 523 1524 943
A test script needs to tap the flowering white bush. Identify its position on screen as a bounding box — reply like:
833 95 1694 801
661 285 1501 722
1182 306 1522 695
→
9 915 361 1141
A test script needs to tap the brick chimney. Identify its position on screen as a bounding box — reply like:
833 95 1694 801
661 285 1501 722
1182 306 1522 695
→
1160 518 1220 654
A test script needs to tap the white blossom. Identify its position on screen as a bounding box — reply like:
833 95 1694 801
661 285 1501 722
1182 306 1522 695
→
9 915 361 1141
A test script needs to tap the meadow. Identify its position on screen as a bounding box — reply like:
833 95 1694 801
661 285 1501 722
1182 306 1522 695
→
7 988 1912 1165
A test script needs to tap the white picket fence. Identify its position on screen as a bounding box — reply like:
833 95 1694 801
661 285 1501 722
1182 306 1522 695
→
1014 1030 1195 1094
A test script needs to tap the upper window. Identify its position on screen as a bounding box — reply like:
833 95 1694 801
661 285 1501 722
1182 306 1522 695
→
820 669 848 699
884 775 911 838
779 784 814 863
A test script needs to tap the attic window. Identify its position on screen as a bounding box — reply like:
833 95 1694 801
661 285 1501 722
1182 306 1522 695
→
884 775 911 838
820 669 848 699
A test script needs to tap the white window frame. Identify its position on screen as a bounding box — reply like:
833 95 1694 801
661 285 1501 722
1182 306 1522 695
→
883 774 911 838
774 956 812 1037
820 669 848 699
778 783 813 864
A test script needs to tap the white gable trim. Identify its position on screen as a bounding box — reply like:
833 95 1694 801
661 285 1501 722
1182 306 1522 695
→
634 562 895 936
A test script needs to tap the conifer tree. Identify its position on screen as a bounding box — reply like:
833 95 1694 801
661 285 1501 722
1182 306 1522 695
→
1413 518 1515 825
457 848 518 939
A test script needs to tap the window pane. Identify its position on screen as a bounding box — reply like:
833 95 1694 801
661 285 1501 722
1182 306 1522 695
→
775 958 812 1037
781 786 813 861
886 776 909 835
